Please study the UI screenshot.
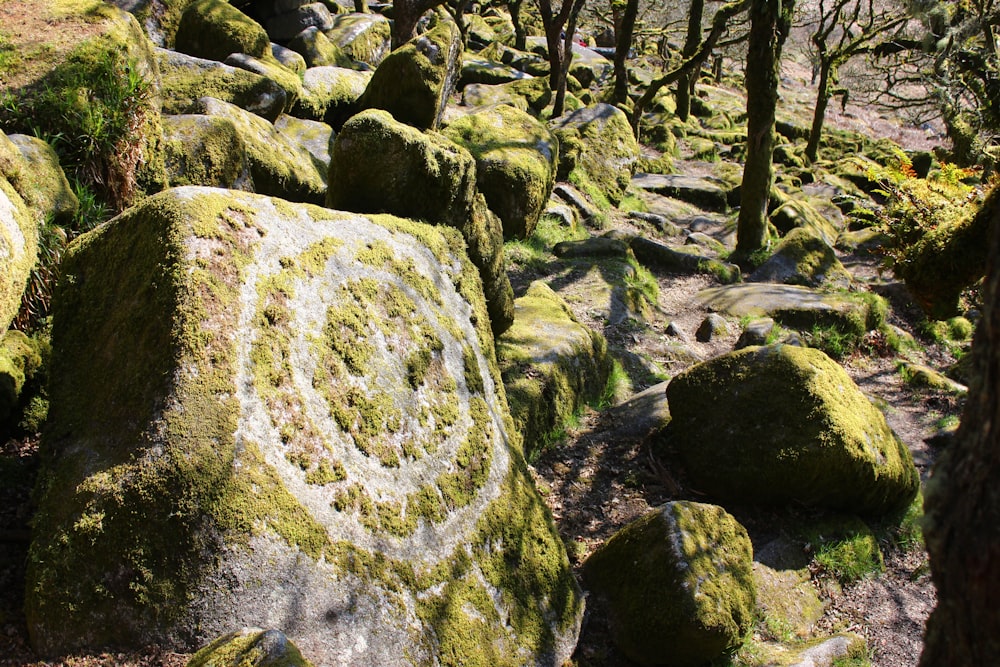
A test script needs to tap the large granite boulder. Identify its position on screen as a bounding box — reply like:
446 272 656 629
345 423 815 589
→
769 199 841 248
291 66 371 126
356 21 462 131
549 103 639 206
223 53 303 111
109 0 197 47
265 2 336 42
27 186 583 665
584 502 756 667
327 109 514 335
750 227 852 288
0 137 39 334
660 344 920 515
497 282 610 458
174 0 270 63
194 97 326 204
157 48 288 120
161 114 252 189
443 104 558 240
6 134 79 226
287 26 353 68
323 12 391 68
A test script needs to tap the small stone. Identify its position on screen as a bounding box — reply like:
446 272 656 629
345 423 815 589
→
696 313 728 342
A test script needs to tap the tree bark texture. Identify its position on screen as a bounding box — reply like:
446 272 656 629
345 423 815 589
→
676 0 706 121
804 59 832 162
735 0 793 261
391 0 442 49
611 0 639 104
920 188 1000 666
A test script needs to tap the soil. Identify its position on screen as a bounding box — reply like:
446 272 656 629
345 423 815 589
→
0 19 962 667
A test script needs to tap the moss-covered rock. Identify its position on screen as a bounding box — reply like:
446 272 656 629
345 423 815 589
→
0 1 165 205
497 282 610 458
187 628 313 667
566 44 613 88
270 42 306 74
174 0 270 63
696 283 883 341
287 26 353 68
442 104 557 240
28 186 582 663
162 114 252 189
6 135 79 225
328 109 514 335
584 501 756 666
459 55 534 88
630 173 730 212
291 65 370 126
323 12 391 68
769 199 841 248
549 103 639 206
223 53 303 111
0 329 43 423
660 345 920 515
750 227 851 288
194 97 326 204
0 171 38 335
274 115 333 175
265 2 336 42
110 0 197 47
157 48 288 121
357 21 462 131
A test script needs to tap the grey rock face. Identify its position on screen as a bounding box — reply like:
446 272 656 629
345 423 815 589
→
27 187 582 664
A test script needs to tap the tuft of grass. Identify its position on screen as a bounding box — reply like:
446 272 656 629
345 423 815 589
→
805 517 885 585
595 359 631 409
504 212 589 272
1 49 153 211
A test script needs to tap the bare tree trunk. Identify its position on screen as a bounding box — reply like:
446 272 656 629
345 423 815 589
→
805 59 833 162
611 0 639 104
920 188 1000 666
676 0 706 121
733 0 793 266
391 0 443 49
510 0 527 50
629 0 748 133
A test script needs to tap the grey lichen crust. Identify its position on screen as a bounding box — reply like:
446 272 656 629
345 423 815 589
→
28 187 581 665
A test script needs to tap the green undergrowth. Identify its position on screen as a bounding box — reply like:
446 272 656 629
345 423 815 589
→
504 210 589 272
1 48 155 211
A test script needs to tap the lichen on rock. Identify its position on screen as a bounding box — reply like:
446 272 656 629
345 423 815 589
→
443 104 558 240
497 281 610 458
659 344 920 515
584 501 756 667
28 186 581 665
356 21 462 131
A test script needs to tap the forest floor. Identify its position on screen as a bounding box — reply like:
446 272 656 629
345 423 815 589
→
0 45 962 667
